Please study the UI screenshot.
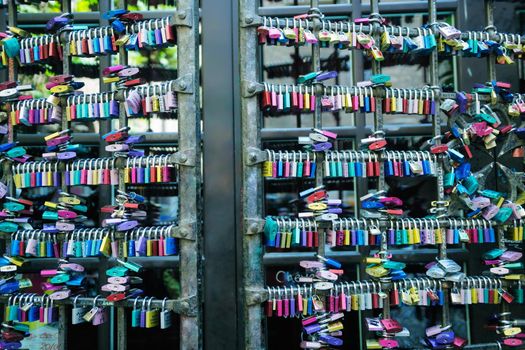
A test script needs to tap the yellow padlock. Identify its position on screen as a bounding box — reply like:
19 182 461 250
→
307 202 327 211
102 76 120 84
50 85 72 94
502 327 522 337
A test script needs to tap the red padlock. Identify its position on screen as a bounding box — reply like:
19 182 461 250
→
123 78 146 87
306 190 327 203
0 81 17 91
430 144 448 154
369 139 387 151
49 74 73 84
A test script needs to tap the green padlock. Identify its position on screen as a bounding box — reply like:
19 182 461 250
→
1 37 20 58
12 322 29 333
0 222 18 233
42 210 59 221
493 207 512 223
297 71 319 84
474 113 497 124
483 248 505 260
72 204 88 213
444 172 455 188
383 261 406 270
4 202 24 212
264 216 278 247
6 147 26 158
474 88 493 94
516 282 524 304
480 189 502 199
462 176 479 195
503 262 524 270
117 259 142 273
50 273 70 284
371 74 391 84
106 266 129 277
18 278 32 289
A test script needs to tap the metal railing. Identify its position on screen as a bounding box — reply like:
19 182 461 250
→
239 0 523 349
1 0 201 349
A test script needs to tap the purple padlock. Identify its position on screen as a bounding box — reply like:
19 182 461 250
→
436 330 455 345
316 71 338 81
46 135 71 147
116 220 139 231
425 337 447 349
471 196 490 209
127 149 145 157
125 135 145 144
0 182 7 199
482 204 499 220
304 323 321 335
109 100 120 117
500 250 523 262
327 208 342 214
43 224 59 233
318 334 343 346
57 151 76 160
312 142 332 151
55 222 75 231
0 341 22 349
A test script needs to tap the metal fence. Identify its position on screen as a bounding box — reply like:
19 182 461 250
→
239 0 524 349
0 0 201 349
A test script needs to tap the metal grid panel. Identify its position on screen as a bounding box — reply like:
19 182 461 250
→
238 0 524 349
1 0 201 349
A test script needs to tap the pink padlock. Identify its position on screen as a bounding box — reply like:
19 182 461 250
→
40 269 58 277
503 338 523 347
500 250 523 262
49 290 71 300
453 336 467 348
108 276 129 285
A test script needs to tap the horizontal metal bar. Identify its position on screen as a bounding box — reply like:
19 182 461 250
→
257 1 458 17
17 11 177 25
263 248 469 266
17 256 180 272
263 250 361 266
0 294 186 312
16 132 179 146
261 124 436 140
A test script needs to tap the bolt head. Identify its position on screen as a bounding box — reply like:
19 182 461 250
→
178 10 187 19
245 16 253 24
179 154 188 163
178 81 187 90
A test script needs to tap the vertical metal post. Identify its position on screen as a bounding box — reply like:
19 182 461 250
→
58 3 72 349
202 0 239 347
6 0 16 145
428 0 449 327
484 0 496 82
310 0 326 257
240 0 264 348
176 1 202 349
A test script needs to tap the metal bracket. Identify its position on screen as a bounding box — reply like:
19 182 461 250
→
245 147 268 166
172 74 194 94
172 8 194 28
244 217 265 235
242 80 265 98
170 221 197 241
245 287 268 306
240 15 263 28
170 149 196 167
170 294 199 316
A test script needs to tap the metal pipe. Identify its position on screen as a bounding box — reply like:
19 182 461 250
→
240 0 265 347
484 0 496 81
257 0 459 17
176 1 202 349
